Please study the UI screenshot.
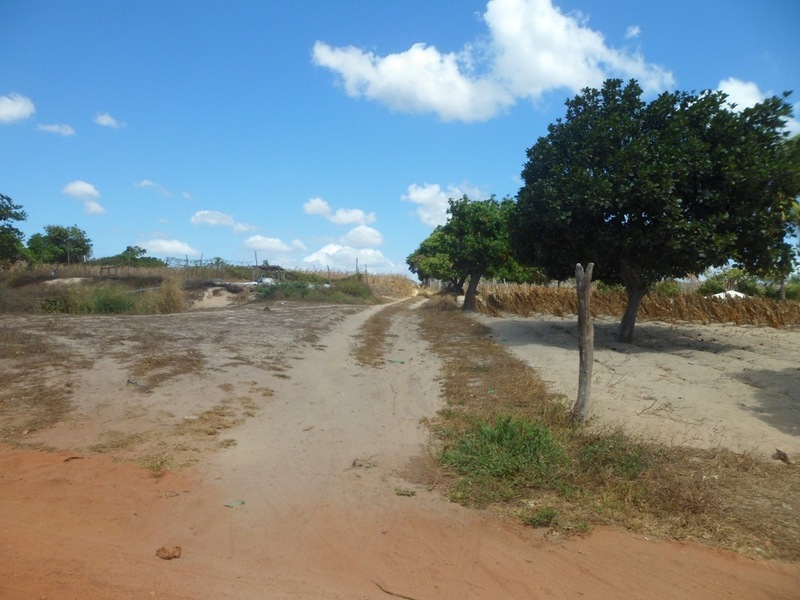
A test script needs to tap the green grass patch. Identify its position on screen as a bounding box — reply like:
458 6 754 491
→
441 416 567 481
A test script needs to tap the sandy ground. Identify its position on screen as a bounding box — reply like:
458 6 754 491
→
475 313 800 458
1 296 799 599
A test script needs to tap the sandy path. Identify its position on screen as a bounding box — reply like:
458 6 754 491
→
1 301 799 598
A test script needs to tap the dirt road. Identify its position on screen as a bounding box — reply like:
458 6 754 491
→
1 300 798 599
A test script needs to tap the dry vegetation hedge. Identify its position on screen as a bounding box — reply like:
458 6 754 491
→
476 283 800 329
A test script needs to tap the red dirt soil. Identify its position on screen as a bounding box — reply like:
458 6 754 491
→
2 447 799 600
1 301 799 599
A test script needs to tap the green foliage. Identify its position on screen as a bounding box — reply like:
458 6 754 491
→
50 284 134 314
95 245 165 267
256 276 372 303
441 416 567 482
0 194 27 264
408 195 521 308
513 79 800 340
27 225 92 264
696 278 726 296
406 227 464 289
653 279 682 297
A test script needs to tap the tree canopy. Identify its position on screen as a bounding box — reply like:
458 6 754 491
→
95 245 165 267
27 225 93 265
0 194 27 264
407 195 535 309
512 79 800 342
406 226 466 291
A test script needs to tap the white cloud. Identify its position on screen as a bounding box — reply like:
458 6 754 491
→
401 181 483 227
291 239 307 250
142 239 200 257
485 0 673 101
625 25 641 39
191 209 256 233
302 197 376 225
719 78 764 110
83 200 106 215
94 112 126 128
182 191 193 201
0 93 35 123
719 78 800 135
343 225 383 248
37 123 75 136
303 243 393 270
62 180 99 199
62 180 106 214
312 41 511 122
136 179 171 196
244 235 292 253
313 0 674 122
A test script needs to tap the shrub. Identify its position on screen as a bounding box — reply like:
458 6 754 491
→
696 278 725 296
653 279 681 297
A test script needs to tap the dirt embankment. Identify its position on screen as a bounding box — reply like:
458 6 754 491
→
1 300 798 599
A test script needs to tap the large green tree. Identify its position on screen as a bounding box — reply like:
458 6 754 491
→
27 225 92 264
512 79 800 342
0 194 27 264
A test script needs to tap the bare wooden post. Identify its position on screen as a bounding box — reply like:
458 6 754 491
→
572 263 594 423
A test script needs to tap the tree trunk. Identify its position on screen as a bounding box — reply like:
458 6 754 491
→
572 263 594 423
618 259 648 343
462 271 483 311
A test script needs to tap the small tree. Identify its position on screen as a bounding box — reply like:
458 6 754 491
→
406 226 466 290
442 195 516 310
27 225 92 264
0 194 27 264
513 79 799 342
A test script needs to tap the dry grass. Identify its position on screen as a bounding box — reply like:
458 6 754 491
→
366 274 418 299
352 300 412 366
413 295 800 561
0 323 77 442
477 283 800 329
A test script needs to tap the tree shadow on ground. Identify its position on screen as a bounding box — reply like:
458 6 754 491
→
733 367 800 438
482 315 743 356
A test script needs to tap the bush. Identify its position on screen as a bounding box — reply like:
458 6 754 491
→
653 279 682 297
696 278 726 296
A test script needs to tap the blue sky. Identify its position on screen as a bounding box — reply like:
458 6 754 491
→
2 0 798 275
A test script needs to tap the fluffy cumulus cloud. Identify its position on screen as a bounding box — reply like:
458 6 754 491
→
313 0 674 122
141 239 200 257
303 243 392 271
190 210 256 233
0 92 35 123
37 123 75 136
244 235 292 253
62 180 106 215
719 78 800 135
343 225 383 248
302 197 376 226
94 112 126 128
401 181 484 227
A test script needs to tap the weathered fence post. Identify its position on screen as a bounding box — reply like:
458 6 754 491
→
573 263 594 423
